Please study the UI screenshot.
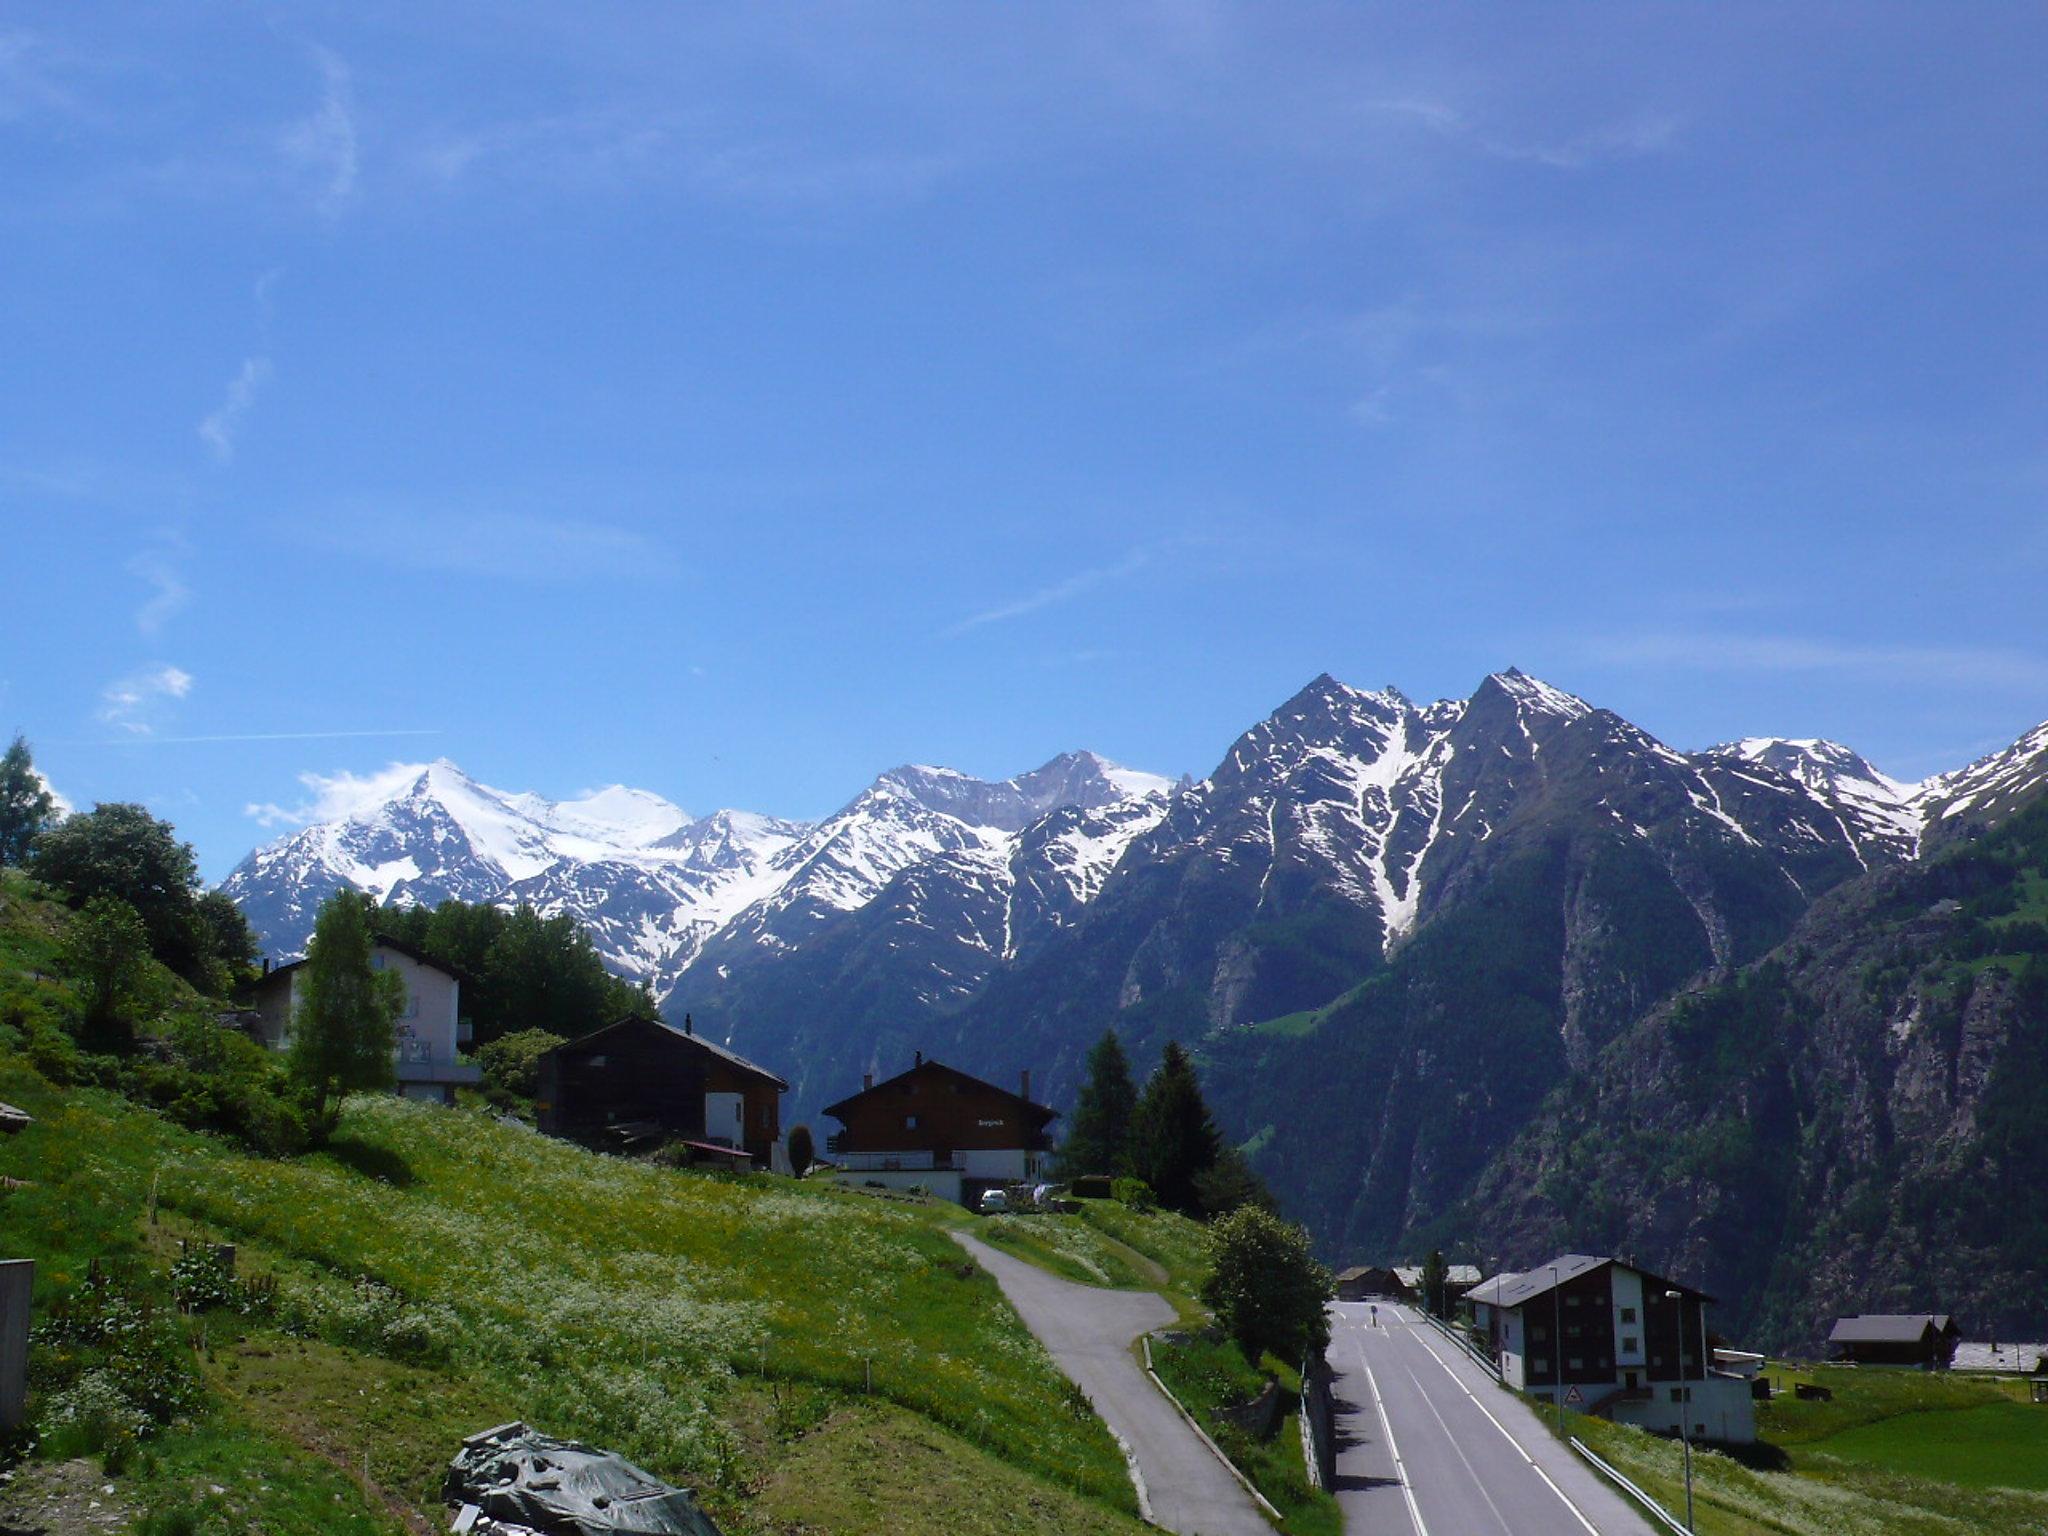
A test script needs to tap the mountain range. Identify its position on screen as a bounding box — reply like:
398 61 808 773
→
220 670 2048 1343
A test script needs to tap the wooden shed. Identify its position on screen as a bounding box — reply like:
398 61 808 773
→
535 1014 787 1166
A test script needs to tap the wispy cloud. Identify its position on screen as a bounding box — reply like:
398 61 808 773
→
198 356 272 463
299 506 681 583
948 547 1155 636
128 542 190 636
87 727 440 749
281 46 357 216
1578 631 2048 692
245 760 436 829
0 30 78 123
1369 98 1680 170
98 664 194 736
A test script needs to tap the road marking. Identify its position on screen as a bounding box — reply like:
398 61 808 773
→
1354 1330 1430 1536
1399 1309 1604 1536
1393 1351 1516 1534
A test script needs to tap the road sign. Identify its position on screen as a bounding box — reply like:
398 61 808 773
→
1563 1385 1584 1406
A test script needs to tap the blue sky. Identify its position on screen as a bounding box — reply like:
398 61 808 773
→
5 4 2047 879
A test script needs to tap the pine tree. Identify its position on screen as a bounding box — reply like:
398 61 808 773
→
1058 1029 1139 1178
1129 1041 1223 1216
290 891 405 1138
0 734 57 867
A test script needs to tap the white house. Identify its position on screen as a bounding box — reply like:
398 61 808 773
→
251 938 481 1104
1477 1253 1755 1444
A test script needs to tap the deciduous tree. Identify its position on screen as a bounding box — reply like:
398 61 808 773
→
289 891 404 1137
59 894 159 1052
1200 1205 1333 1365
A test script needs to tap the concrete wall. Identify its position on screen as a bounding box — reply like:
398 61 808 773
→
1610 1373 1757 1444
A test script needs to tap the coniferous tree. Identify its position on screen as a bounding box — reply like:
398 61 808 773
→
1129 1041 1223 1216
290 891 405 1138
0 735 57 866
1058 1029 1139 1178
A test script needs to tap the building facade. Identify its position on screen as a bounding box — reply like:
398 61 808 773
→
250 938 480 1104
1827 1315 1961 1369
1477 1254 1755 1444
823 1056 1055 1206
534 1015 786 1166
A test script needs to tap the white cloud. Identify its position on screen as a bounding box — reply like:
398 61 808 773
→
1578 632 2048 692
98 664 194 736
198 356 272 463
948 547 1155 636
128 545 189 635
1369 98 1680 171
245 760 430 829
281 47 357 216
299 507 681 582
32 766 71 819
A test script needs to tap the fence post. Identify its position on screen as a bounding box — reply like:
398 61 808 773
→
0 1259 31 1430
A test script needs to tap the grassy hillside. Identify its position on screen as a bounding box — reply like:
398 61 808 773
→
0 871 1162 1536
1568 1365 2048 1536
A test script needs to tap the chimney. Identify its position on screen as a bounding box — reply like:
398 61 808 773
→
914 1049 923 1068
261 958 271 976
1020 1069 1031 1103
684 1013 693 1036
863 1072 874 1091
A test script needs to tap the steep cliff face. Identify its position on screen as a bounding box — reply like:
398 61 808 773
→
1464 796 2048 1348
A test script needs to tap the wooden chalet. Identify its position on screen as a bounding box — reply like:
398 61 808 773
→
823 1054 1055 1207
1827 1314 1961 1370
535 1014 787 1166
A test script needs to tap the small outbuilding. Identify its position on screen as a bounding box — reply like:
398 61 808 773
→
535 1015 786 1166
1336 1266 1405 1301
1827 1314 1961 1370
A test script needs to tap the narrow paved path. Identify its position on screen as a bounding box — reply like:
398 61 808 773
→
1325 1300 1651 1536
951 1231 1272 1536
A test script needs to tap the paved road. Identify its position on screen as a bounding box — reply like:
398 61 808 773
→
1324 1300 1651 1536
951 1231 1272 1536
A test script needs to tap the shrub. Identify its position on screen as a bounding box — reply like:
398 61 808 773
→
787 1123 814 1175
1112 1176 1156 1210
476 1026 566 1106
1200 1205 1332 1365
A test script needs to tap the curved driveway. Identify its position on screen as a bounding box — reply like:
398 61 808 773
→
951 1231 1272 1536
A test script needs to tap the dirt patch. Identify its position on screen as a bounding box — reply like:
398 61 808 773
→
0 1458 136 1536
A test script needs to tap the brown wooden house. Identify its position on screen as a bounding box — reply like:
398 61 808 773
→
535 1014 787 1166
1827 1315 1961 1370
822 1055 1055 1206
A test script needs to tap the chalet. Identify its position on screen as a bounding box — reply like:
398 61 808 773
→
822 1055 1055 1207
1336 1266 1405 1302
1478 1253 1755 1444
249 938 480 1104
535 1015 787 1166
1827 1315 1961 1370
1391 1263 1482 1308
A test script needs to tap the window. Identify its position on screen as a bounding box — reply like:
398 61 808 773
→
1669 1388 1683 1404
1567 1357 1584 1370
1532 1358 1549 1375
905 1114 920 1130
589 1055 607 1068
1531 1326 1549 1343
1621 1307 1637 1324
1623 1337 1639 1353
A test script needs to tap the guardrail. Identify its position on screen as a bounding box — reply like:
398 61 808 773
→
1568 1437 1692 1536
1416 1307 1502 1380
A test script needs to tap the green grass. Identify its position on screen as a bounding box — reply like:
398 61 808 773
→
0 1049 1146 1535
1148 1333 1340 1536
1564 1364 2048 1536
1072 1198 1212 1319
974 1211 1158 1291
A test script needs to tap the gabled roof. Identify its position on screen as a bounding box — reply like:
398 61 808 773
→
256 934 458 989
1828 1314 1956 1344
823 1058 1057 1125
549 1014 789 1091
1465 1272 1524 1308
1489 1254 1716 1310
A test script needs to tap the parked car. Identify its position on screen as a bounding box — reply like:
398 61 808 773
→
979 1187 1009 1214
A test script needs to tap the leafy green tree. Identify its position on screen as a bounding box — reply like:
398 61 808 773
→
29 802 215 982
1200 1205 1333 1365
192 888 260 986
475 1027 566 1106
1420 1249 1449 1318
787 1123 815 1176
0 735 58 866
1194 1144 1277 1218
289 891 405 1137
59 894 159 1052
1130 1041 1223 1216
1058 1029 1139 1178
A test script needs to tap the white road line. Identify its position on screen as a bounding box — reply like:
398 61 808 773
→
1393 1352 1516 1534
1400 1310 1604 1536
1354 1331 1429 1536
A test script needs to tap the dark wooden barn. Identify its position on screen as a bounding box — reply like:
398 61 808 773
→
535 1014 787 1166
1827 1315 1961 1370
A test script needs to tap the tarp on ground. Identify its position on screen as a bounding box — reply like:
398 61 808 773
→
443 1422 722 1536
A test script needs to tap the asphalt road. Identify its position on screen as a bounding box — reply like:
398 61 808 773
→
1324 1300 1652 1536
951 1231 1273 1536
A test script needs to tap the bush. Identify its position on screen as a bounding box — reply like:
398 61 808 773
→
787 1123 814 1175
1112 1176 1156 1210
1200 1206 1332 1365
476 1027 566 1107
30 1263 202 1458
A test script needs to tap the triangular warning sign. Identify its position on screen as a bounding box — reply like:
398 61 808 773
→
1563 1386 1584 1406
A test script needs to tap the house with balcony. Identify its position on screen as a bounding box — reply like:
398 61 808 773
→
1478 1253 1755 1444
249 937 481 1104
534 1014 786 1166
822 1054 1055 1206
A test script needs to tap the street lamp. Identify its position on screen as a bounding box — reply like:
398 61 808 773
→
1665 1289 1694 1533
